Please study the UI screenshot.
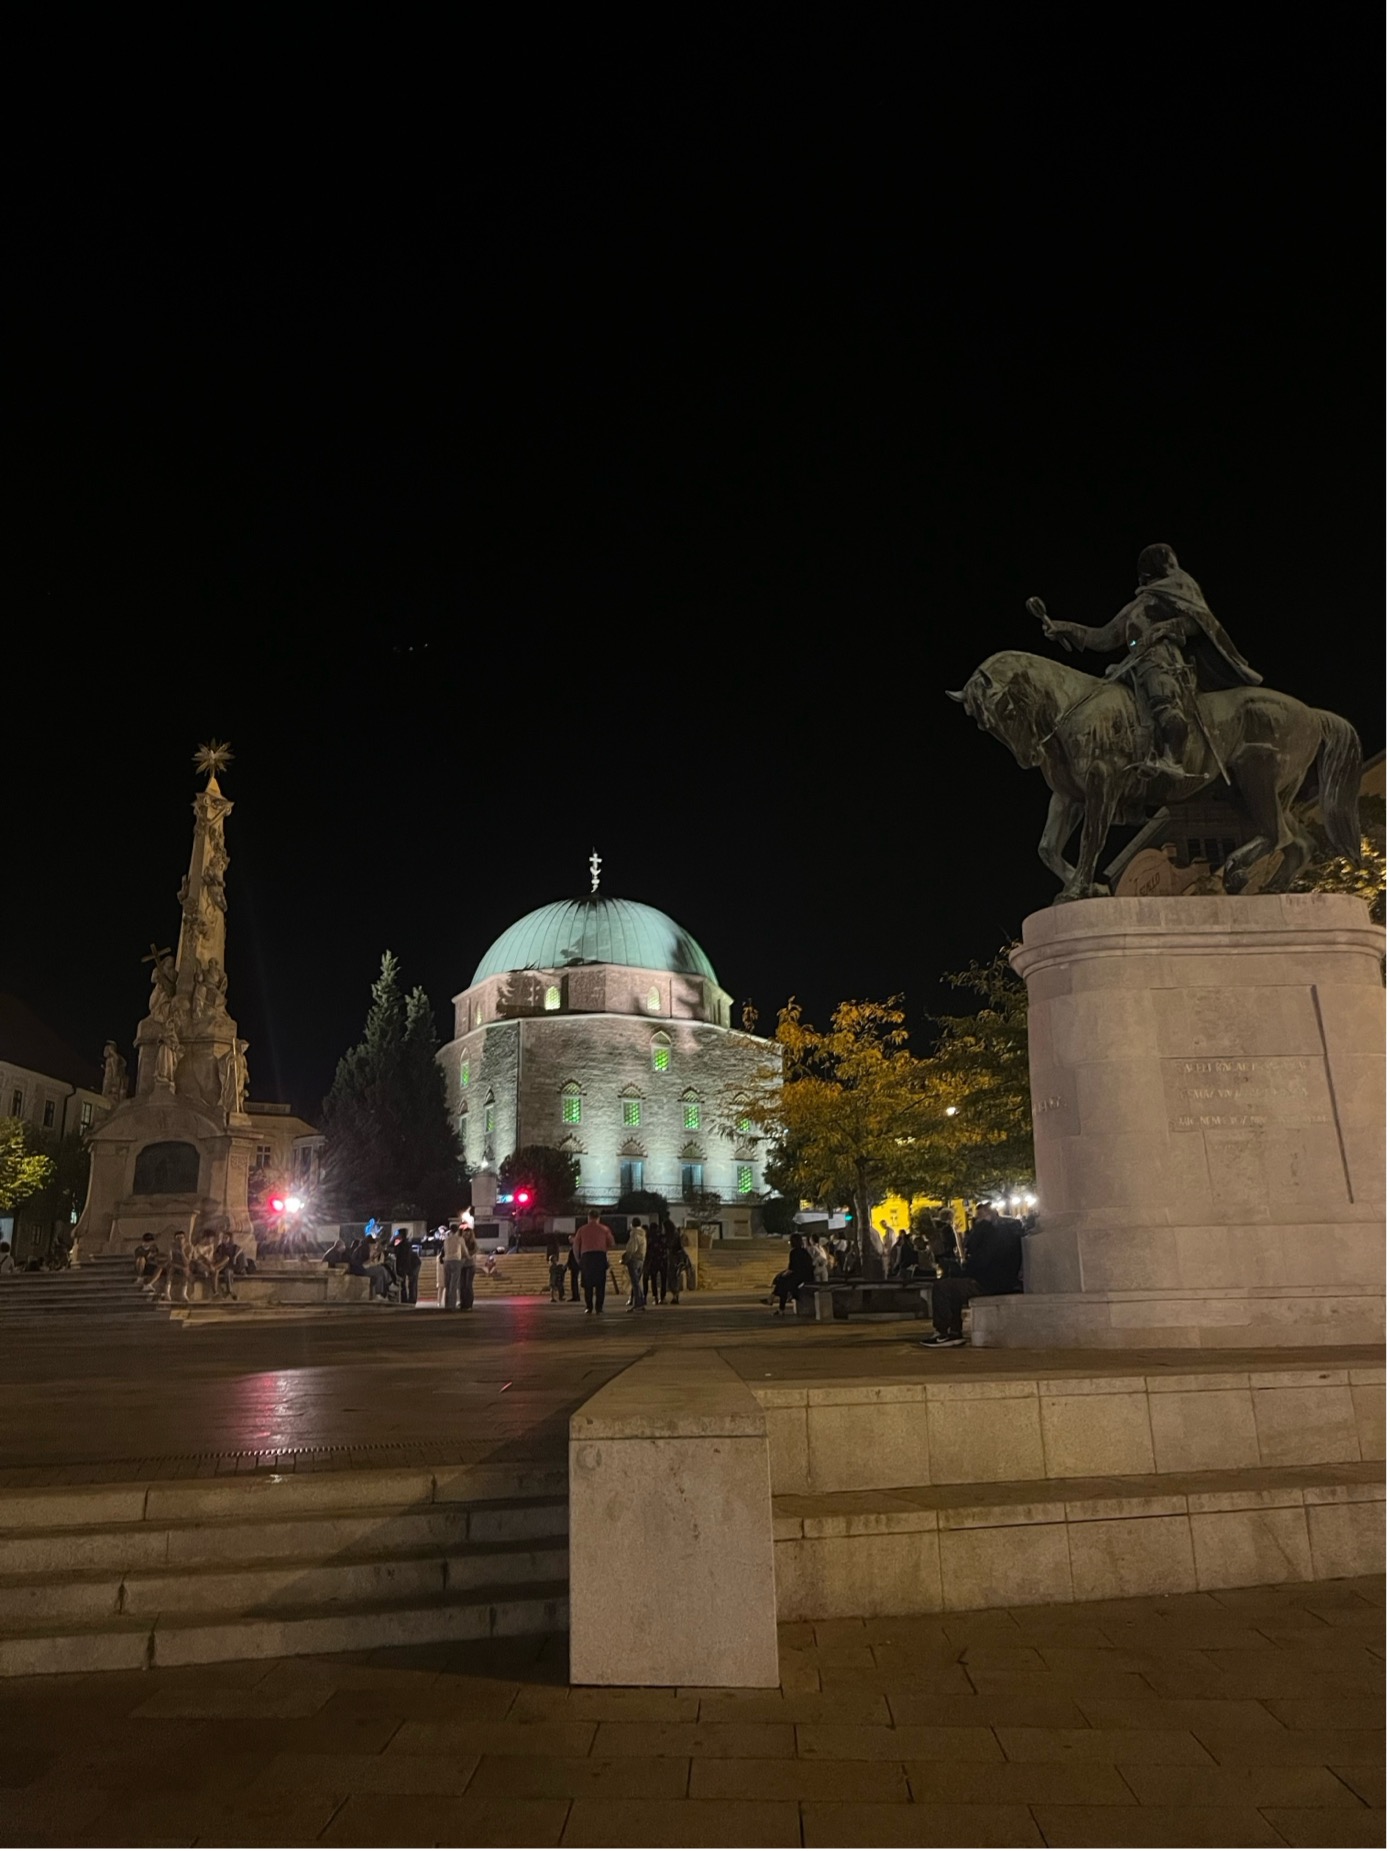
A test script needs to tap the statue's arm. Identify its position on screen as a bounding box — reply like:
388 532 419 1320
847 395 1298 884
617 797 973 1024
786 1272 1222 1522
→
1029 596 1128 654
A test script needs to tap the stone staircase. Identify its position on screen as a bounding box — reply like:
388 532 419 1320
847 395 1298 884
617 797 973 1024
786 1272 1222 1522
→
0 1460 568 1676
0 1255 170 1326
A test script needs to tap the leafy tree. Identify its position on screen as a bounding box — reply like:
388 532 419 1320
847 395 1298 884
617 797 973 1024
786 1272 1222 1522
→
739 998 933 1276
19 1129 90 1232
321 953 465 1222
924 949 1034 1201
499 1145 580 1217
757 1195 799 1237
1295 795 1386 924
0 1118 54 1213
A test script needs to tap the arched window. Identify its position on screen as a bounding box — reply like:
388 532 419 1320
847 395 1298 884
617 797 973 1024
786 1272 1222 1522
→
733 1093 754 1136
544 984 561 1011
650 1032 671 1074
458 1056 470 1089
484 1091 496 1134
561 1081 582 1126
680 1088 701 1131
474 1004 484 1027
620 1085 642 1128
737 1163 755 1195
646 983 662 1014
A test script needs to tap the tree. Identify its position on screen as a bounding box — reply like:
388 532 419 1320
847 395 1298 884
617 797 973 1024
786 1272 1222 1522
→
758 1195 799 1237
321 953 465 1222
740 998 934 1275
498 1145 580 1217
1295 795 1386 924
924 949 1035 1202
615 1188 669 1221
18 1129 90 1238
0 1118 54 1213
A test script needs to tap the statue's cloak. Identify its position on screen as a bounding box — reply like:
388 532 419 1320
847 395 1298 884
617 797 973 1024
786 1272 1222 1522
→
1141 565 1262 690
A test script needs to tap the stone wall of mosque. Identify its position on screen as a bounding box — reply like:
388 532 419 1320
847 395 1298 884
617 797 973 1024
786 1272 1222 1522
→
451 963 732 1038
438 1013 775 1206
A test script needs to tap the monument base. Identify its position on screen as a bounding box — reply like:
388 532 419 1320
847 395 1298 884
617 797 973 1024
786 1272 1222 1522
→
994 893 1385 1353
971 1283 1385 1349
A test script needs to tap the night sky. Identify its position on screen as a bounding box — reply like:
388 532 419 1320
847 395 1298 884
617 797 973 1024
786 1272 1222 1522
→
8 29 1382 1116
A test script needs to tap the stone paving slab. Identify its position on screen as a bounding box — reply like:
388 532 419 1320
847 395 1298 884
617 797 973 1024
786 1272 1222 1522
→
0 1574 1379 1845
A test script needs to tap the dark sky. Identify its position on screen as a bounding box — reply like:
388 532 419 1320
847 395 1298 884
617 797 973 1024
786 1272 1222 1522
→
7 28 1383 1114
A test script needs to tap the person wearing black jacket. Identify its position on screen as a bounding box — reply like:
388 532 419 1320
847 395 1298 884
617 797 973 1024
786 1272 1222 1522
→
921 1203 1023 1346
771 1234 815 1315
393 1232 422 1305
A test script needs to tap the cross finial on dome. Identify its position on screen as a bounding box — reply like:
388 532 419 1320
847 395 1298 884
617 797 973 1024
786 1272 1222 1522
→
588 848 602 894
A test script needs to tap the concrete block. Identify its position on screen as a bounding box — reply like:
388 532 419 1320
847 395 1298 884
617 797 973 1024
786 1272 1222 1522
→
1040 1392 1155 1478
939 1522 1071 1610
1148 1390 1260 1472
1353 1384 1386 1461
569 1352 778 1688
927 1396 1044 1486
1252 1386 1360 1466
1067 1515 1197 1601
1306 1500 1387 1580
776 1530 942 1622
1190 1507 1314 1590
804 1401 929 1493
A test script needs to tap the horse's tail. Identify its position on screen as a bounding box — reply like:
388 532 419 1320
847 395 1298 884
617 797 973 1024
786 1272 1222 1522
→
1315 710 1364 861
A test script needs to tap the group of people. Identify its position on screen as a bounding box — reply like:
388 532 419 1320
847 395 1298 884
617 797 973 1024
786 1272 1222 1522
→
324 1228 442 1305
132 1228 254 1302
765 1204 1026 1331
552 1212 694 1314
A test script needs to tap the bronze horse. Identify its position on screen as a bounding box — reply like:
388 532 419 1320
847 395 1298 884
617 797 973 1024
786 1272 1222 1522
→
949 650 1362 901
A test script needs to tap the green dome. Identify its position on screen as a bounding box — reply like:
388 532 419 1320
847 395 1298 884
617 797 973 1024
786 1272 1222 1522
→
470 897 719 987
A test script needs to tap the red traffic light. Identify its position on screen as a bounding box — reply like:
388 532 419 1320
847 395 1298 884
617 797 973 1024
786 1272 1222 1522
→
515 1189 532 1208
270 1196 286 1213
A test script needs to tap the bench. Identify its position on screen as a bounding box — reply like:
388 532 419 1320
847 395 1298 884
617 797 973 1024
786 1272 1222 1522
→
803 1280 932 1321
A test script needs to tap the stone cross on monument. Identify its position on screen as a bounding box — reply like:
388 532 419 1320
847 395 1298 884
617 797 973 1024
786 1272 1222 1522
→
589 848 602 894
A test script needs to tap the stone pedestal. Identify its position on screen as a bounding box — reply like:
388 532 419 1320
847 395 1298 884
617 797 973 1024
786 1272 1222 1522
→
569 1350 779 1687
972 893 1385 1349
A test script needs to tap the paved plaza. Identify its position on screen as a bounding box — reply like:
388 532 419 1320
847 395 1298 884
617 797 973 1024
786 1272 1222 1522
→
0 1579 1382 1847
0 1301 1383 1845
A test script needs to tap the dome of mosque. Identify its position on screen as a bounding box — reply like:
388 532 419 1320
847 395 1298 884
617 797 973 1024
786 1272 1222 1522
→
469 896 719 988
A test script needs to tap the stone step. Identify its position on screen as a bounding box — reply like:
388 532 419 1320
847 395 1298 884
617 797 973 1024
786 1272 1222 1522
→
0 1462 567 1532
773 1461 1386 1620
0 1535 568 1624
0 1492 569 1575
0 1579 570 1676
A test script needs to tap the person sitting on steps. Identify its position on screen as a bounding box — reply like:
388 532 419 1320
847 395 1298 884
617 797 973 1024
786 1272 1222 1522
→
921 1202 1023 1347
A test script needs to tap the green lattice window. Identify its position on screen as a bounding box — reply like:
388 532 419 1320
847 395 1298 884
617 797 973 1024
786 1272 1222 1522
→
458 1057 469 1089
737 1163 754 1194
651 1043 670 1073
561 1089 581 1125
683 1099 701 1131
622 1097 642 1128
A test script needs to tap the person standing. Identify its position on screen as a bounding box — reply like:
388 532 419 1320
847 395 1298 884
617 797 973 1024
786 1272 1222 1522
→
623 1219 648 1311
665 1220 692 1303
440 1225 465 1311
572 1209 615 1315
458 1223 478 1310
546 1232 568 1303
921 1203 1023 1347
393 1232 421 1305
642 1218 668 1306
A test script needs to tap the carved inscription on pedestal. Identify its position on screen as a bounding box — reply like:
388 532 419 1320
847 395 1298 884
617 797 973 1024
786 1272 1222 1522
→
1163 1055 1330 1133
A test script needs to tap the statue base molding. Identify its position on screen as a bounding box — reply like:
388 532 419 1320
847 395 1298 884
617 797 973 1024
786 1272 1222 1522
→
987 892 1385 1351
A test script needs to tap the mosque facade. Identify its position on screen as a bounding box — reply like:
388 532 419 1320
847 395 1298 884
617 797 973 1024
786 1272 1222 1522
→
438 891 774 1208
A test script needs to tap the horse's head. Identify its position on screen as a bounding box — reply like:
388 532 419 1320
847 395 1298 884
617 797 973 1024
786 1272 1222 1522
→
946 651 1059 769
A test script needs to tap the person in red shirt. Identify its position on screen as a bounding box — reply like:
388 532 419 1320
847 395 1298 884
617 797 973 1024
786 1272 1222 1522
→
571 1209 616 1315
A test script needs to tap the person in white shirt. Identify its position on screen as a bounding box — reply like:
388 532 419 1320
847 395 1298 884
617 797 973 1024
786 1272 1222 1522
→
441 1228 465 1310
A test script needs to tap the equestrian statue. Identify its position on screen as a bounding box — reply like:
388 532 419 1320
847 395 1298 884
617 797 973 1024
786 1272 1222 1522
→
950 543 1362 902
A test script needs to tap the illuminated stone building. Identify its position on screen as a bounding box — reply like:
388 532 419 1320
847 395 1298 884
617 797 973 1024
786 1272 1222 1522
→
439 890 773 1209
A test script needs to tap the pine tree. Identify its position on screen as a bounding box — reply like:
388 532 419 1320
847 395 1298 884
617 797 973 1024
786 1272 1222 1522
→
321 954 465 1221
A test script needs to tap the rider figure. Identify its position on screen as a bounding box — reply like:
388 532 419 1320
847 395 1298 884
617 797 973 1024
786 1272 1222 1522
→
1029 544 1262 780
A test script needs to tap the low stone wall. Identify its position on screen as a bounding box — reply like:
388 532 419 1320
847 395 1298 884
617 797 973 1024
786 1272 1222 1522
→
773 1466 1386 1620
754 1364 1385 1495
